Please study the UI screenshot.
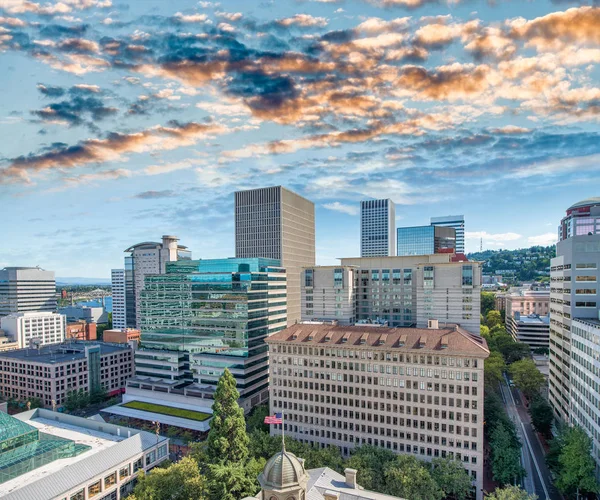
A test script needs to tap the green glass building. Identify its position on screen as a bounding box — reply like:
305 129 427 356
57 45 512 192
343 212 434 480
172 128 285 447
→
135 258 286 410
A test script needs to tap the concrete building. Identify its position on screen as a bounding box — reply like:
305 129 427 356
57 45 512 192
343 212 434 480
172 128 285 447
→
0 341 134 407
59 305 108 324
397 225 456 256
103 328 141 345
339 254 481 334
1 311 66 348
506 312 550 349
301 266 357 325
120 235 192 328
65 320 97 341
235 186 315 326
506 290 550 318
0 267 56 317
431 215 465 254
0 408 168 500
570 318 600 478
111 269 127 330
266 323 488 499
360 199 396 258
549 198 600 422
0 329 18 352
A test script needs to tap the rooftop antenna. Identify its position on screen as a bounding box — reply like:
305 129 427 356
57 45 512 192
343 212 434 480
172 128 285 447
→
480 238 483 252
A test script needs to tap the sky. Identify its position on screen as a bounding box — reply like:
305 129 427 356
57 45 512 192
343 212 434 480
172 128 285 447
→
0 0 599 278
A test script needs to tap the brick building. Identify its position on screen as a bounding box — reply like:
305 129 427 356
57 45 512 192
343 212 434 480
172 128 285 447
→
66 320 97 341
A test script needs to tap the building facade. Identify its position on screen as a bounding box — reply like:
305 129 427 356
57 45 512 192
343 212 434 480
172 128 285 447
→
360 199 396 258
103 328 141 345
1 311 66 348
111 269 127 330
506 290 550 318
397 225 456 256
0 267 56 317
132 258 287 411
339 254 481 334
549 198 600 422
58 305 108 324
506 313 550 349
301 266 357 325
431 215 465 254
266 323 488 499
66 320 97 341
0 341 134 407
235 186 315 326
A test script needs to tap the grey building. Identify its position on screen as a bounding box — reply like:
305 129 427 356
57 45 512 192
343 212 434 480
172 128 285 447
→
361 199 396 257
431 215 465 254
301 266 357 325
111 269 127 330
397 225 456 256
235 186 315 326
506 312 550 349
0 267 56 317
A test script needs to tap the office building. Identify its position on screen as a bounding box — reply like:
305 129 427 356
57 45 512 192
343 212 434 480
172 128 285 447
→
235 186 315 326
127 258 286 413
506 312 550 349
0 408 168 499
1 311 66 348
0 341 134 407
506 290 550 318
266 322 488 499
397 225 456 256
111 269 127 330
339 254 481 334
0 267 56 317
360 199 396 257
301 266 357 325
431 215 465 254
65 320 97 341
0 329 18 352
549 198 600 422
103 328 141 345
118 235 192 328
59 305 108 324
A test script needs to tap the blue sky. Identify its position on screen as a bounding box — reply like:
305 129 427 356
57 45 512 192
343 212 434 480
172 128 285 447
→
1 0 599 277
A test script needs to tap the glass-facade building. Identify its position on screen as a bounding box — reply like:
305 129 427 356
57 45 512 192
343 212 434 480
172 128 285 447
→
137 258 286 409
430 215 465 254
397 225 456 256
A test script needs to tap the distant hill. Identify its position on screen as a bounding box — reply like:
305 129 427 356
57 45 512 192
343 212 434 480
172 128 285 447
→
467 245 555 282
56 277 111 286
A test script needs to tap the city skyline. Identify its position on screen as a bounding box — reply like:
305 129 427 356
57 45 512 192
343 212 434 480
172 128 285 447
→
1 0 600 277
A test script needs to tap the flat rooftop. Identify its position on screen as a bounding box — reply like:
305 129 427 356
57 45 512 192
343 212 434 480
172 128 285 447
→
0 341 129 364
514 315 550 325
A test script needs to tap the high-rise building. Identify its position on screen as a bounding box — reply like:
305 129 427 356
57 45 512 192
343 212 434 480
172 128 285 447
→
235 186 315 326
549 197 600 423
128 258 287 412
266 322 489 500
116 235 192 328
0 267 56 317
339 254 481 334
301 266 357 325
431 215 465 254
1 312 66 348
111 269 127 330
397 225 456 256
360 199 396 257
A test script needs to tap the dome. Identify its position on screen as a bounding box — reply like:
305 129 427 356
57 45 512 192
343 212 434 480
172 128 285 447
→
568 197 600 211
261 449 307 489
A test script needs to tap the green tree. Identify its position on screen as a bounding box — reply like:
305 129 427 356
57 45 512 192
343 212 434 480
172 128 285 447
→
346 445 396 493
480 325 490 337
490 324 508 337
509 359 545 398
430 457 472 500
129 456 205 500
490 422 525 486
481 292 496 316
485 351 506 389
89 385 108 405
63 388 89 412
205 458 264 500
206 369 249 464
486 485 537 500
486 310 502 329
555 426 599 497
528 395 553 438
246 404 269 433
384 455 442 500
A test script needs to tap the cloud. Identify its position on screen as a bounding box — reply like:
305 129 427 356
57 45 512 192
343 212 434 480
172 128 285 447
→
466 231 522 242
488 125 531 134
527 233 557 246
276 14 328 28
134 189 176 199
172 12 208 23
2 0 112 15
509 153 600 179
31 94 118 129
37 83 65 98
366 0 461 8
323 201 359 215
60 168 131 189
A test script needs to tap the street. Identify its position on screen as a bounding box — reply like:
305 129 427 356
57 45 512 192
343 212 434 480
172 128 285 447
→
499 375 561 500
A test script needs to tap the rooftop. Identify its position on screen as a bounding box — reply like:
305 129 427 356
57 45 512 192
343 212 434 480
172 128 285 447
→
308 467 406 500
0 341 130 364
572 317 600 328
568 197 600 211
513 314 550 325
266 324 489 356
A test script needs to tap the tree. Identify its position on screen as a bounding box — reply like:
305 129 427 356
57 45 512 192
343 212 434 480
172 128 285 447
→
346 445 397 493
480 325 490 337
89 385 108 405
490 324 508 337
246 404 269 433
486 485 537 500
486 310 502 329
384 455 443 500
205 458 264 500
528 395 553 438
129 456 205 500
485 351 506 389
555 426 599 497
206 369 249 464
509 359 545 398
490 421 525 486
481 292 496 316
63 388 89 412
430 457 472 500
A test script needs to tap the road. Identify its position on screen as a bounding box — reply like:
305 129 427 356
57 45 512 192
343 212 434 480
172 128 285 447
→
499 375 561 500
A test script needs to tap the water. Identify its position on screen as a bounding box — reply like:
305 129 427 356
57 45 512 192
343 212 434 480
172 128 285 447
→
76 296 113 313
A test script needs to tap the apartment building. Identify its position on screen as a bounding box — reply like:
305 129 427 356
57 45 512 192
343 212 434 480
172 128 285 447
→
0 267 56 317
301 266 357 325
1 311 66 348
266 323 489 500
111 269 127 330
0 341 134 407
360 199 396 257
235 186 315 326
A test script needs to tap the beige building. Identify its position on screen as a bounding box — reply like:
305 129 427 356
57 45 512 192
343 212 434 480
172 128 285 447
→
301 266 357 325
235 186 316 326
103 328 141 345
506 290 549 318
266 323 489 499
1 311 66 348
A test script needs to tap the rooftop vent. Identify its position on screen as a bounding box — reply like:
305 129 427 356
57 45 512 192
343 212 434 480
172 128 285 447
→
428 319 439 330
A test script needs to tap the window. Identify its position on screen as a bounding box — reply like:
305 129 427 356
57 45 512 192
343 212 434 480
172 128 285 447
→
576 263 597 269
304 269 313 287
424 266 434 287
576 276 596 282
158 444 168 459
88 480 102 498
104 472 117 488
334 268 344 288
133 458 143 473
70 490 85 500
146 450 156 466
119 465 130 480
462 265 473 286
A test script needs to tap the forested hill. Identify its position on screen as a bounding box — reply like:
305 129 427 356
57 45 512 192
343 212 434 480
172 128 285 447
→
466 246 555 281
